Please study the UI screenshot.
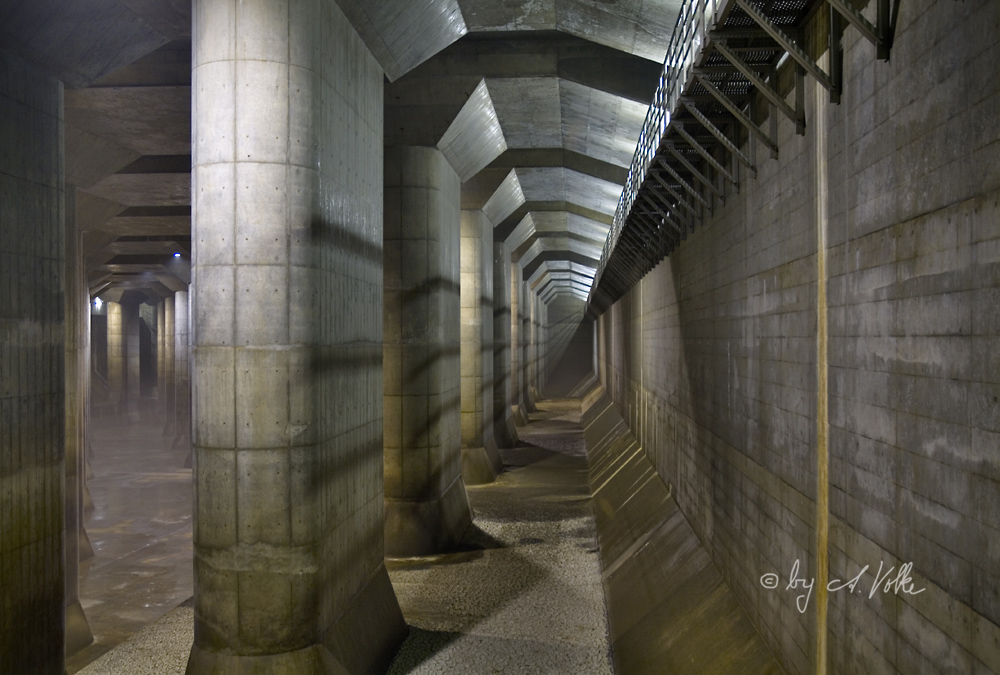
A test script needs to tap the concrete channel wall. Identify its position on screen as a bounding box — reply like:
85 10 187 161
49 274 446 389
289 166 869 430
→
595 0 1000 672
582 387 781 674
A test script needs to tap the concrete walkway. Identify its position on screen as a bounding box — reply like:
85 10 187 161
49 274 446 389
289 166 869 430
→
76 399 613 674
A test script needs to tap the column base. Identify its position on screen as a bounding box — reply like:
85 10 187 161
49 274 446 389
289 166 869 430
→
187 643 336 674
79 525 95 561
461 446 498 485
82 483 95 514
187 566 406 675
494 412 519 448
65 600 94 657
512 404 529 427
385 474 472 557
523 388 537 413
323 564 407 674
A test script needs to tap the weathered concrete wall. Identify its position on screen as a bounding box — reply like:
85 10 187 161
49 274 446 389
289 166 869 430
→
460 210 501 484
188 0 405 671
596 1 1000 673
582 387 782 675
0 47 65 675
383 145 471 556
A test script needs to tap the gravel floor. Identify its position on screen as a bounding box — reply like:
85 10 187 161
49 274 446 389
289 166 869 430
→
387 399 614 674
78 399 613 675
77 600 192 675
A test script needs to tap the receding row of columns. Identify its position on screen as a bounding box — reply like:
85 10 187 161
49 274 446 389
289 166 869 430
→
99 291 190 441
3 4 549 670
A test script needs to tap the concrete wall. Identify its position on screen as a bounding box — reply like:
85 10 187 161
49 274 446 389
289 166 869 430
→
0 48 65 675
596 0 1000 672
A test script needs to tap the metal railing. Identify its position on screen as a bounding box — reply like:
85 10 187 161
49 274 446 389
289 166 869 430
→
592 0 723 303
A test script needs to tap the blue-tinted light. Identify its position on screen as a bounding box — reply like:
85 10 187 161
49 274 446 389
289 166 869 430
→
173 252 181 258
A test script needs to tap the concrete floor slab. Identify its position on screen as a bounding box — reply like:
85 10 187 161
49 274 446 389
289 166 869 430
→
67 415 193 674
69 400 614 674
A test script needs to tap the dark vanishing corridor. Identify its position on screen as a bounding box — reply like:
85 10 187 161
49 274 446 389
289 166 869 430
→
387 399 613 674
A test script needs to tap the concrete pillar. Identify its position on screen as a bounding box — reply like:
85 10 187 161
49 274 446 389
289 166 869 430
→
0 47 65 675
162 295 175 436
529 291 540 398
64 188 94 656
188 1 405 671
519 273 535 412
383 145 472 556
459 210 501 485
123 300 141 422
107 301 125 411
492 242 518 447
510 262 530 424
156 300 165 418
172 288 190 455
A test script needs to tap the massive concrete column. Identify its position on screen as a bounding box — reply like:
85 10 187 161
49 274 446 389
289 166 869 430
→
519 272 535 412
383 145 472 556
509 262 530 423
156 300 165 417
188 1 404 671
123 300 141 422
172 288 190 454
65 188 94 657
0 47 65 675
162 295 175 436
459 210 501 485
527 289 537 399
492 242 518 447
107 301 125 411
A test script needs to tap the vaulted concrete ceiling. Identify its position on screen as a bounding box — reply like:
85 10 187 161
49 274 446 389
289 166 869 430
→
383 14 673 302
67 41 194 298
5 0 679 305
336 0 677 79
359 0 678 301
2 0 193 299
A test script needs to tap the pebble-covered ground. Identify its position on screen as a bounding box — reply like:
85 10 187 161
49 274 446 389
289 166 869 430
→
78 399 613 674
387 399 614 674
77 600 192 675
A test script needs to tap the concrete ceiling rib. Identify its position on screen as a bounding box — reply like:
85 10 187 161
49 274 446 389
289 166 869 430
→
334 0 468 81
438 80 508 181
